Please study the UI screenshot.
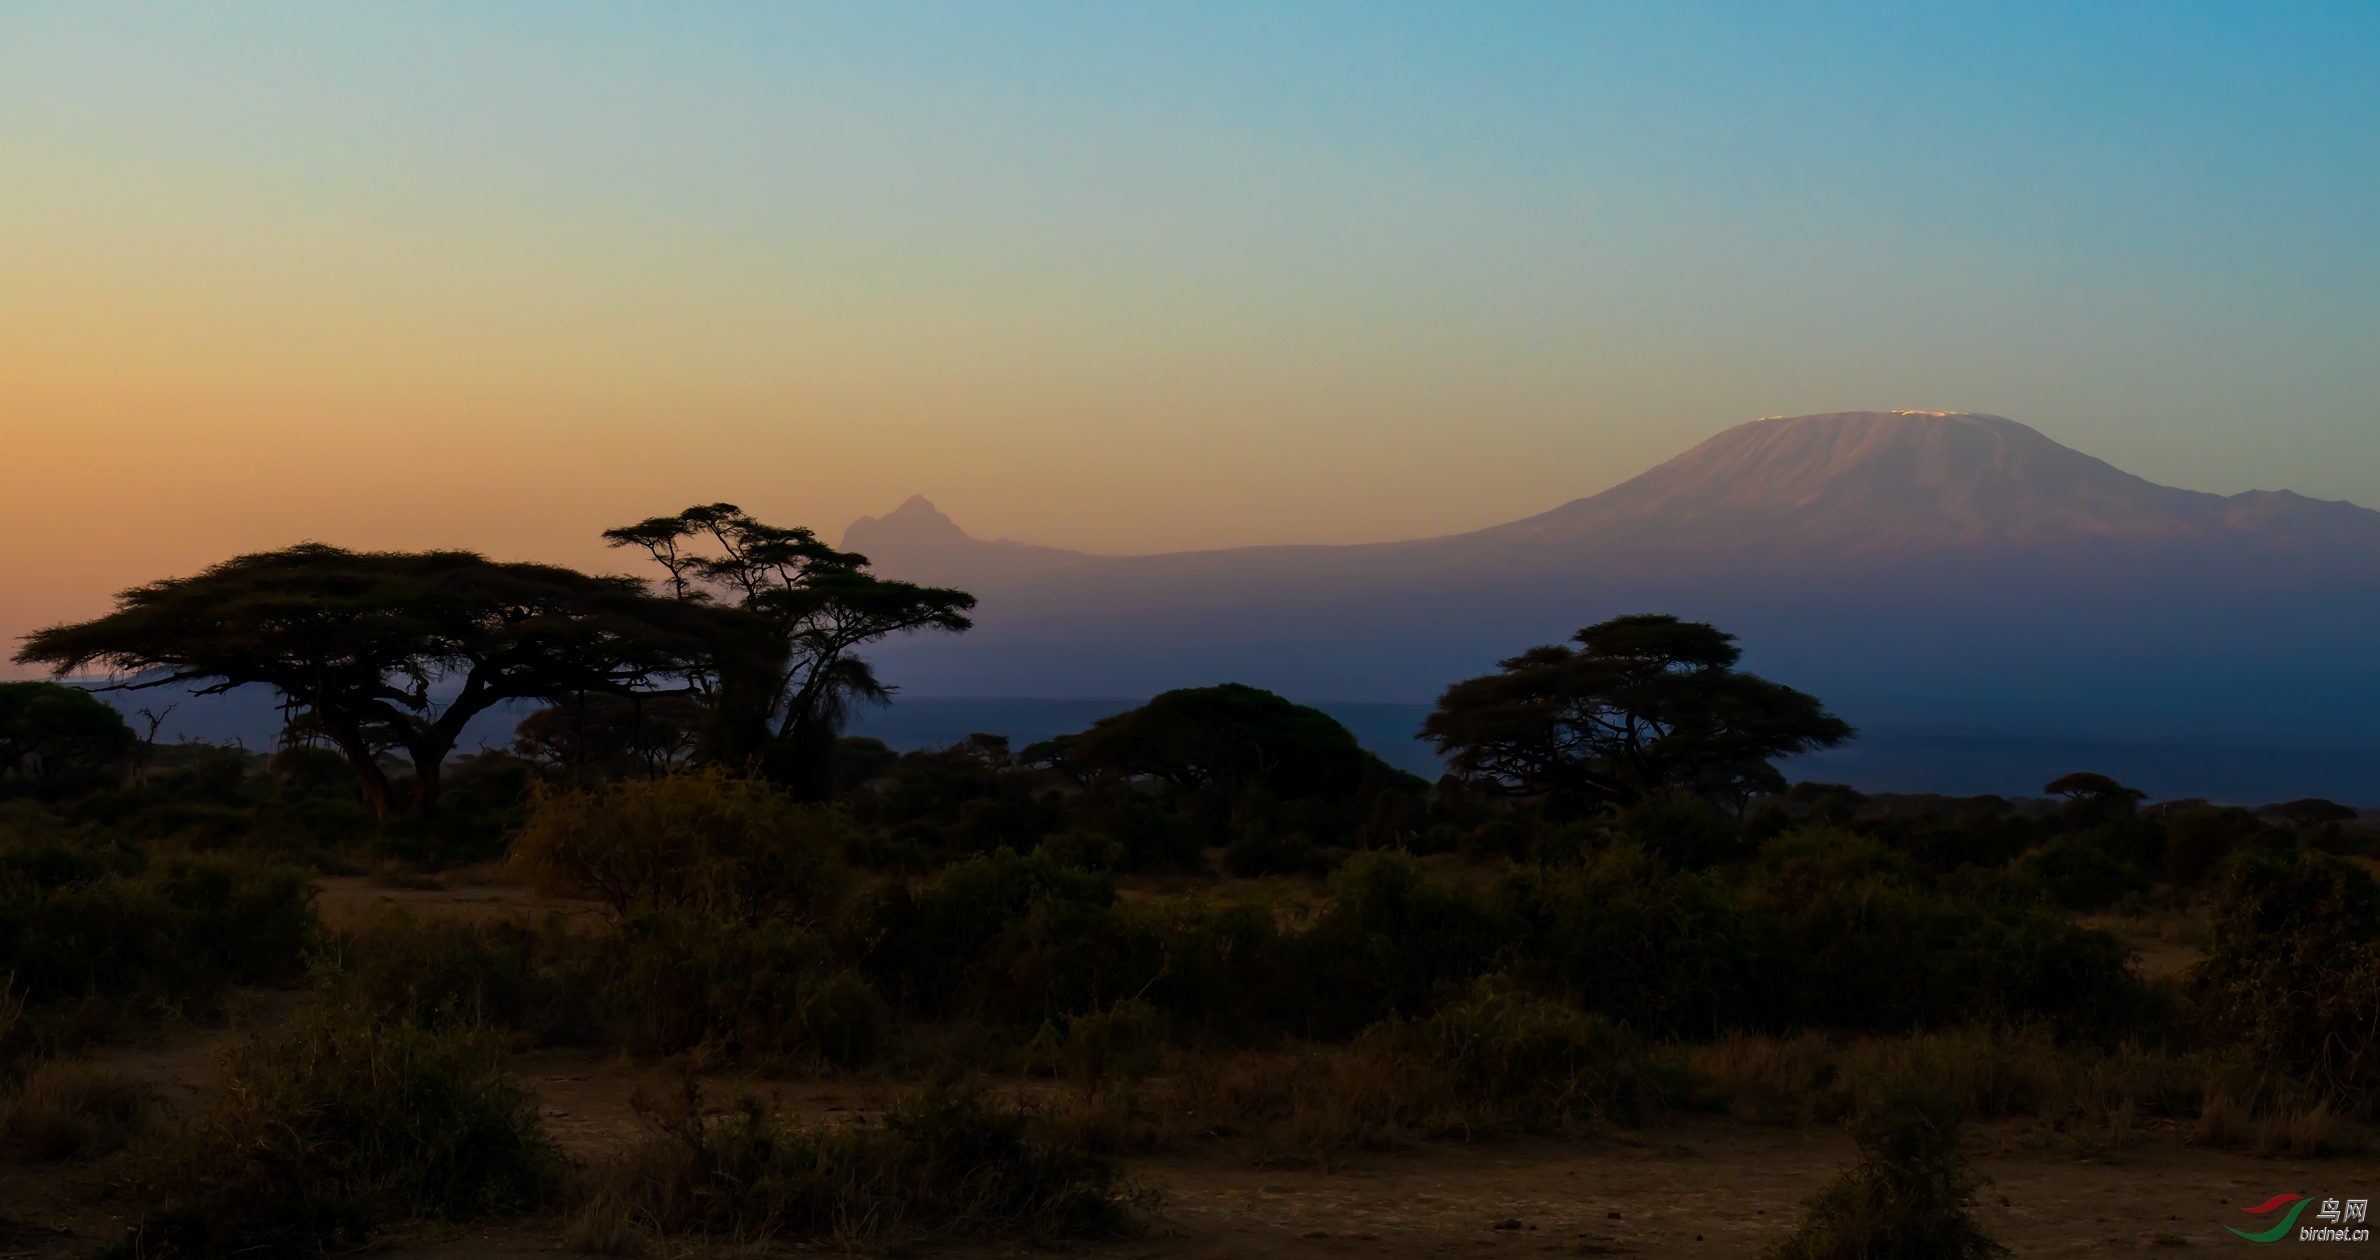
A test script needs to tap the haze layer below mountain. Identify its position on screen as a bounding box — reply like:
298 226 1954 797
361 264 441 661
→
845 411 2380 793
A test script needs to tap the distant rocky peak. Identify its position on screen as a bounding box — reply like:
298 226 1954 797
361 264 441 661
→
842 495 973 555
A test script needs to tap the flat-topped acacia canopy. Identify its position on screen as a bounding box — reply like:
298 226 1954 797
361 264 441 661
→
13 543 776 817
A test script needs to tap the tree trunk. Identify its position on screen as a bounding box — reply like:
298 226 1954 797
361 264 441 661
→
318 713 398 820
404 731 457 814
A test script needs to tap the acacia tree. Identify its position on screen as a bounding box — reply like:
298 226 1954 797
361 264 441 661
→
14 544 769 817
1023 683 1406 802
1422 613 1852 810
604 504 974 794
0 681 137 786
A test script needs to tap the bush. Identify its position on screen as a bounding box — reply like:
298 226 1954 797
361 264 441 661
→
1753 827 2140 1035
1503 844 1790 1035
603 910 885 1064
318 906 599 1047
1617 792 1744 869
1151 983 1674 1160
0 851 314 1010
2 1058 152 1160
2164 805 2289 886
2189 848 2380 1108
1373 977 1674 1128
860 849 1119 1019
1288 852 1507 1037
511 770 851 923
117 999 557 1257
1764 1085 2006 1260
571 1077 1134 1249
2013 832 2147 910
1222 826 1333 878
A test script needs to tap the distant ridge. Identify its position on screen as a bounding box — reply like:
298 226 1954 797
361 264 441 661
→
842 495 1091 589
842 412 2380 765
847 412 2380 576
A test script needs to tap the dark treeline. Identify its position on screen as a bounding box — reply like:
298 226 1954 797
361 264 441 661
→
4 514 2378 1256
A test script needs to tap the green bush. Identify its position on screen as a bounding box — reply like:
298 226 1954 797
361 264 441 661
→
1765 1084 2005 1260
2189 849 2380 1107
1617 792 1744 869
604 910 885 1065
2013 832 2148 910
117 999 558 1257
1372 977 1675 1127
1288 852 1507 1037
512 770 851 922
1503 844 1790 1035
317 906 598 1046
2163 804 2289 886
0 850 314 1009
861 849 1117 1018
1752 827 2139 1035
1222 826 1333 877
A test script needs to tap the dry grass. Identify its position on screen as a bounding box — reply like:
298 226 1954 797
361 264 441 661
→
2282 1103 2351 1157
1142 1025 1667 1163
1691 1032 1836 1126
1 1058 153 1161
2192 1092 2250 1148
566 1076 1135 1252
1689 1025 2201 1154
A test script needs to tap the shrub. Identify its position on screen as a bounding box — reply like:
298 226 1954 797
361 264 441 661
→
115 999 558 1257
1617 792 1744 869
2 1058 152 1160
2163 804 2288 886
2189 848 2380 1108
570 1077 1133 1249
603 910 885 1064
1502 844 1790 1035
1375 977 1673 1128
2013 832 2147 910
511 770 851 922
860 849 1120 1019
1764 1085 2006 1260
1222 827 1333 878
0 851 314 1010
1150 983 1672 1160
1752 827 2140 1035
318 906 599 1046
1288 852 1507 1037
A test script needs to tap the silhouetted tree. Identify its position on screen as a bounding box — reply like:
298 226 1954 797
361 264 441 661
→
0 680 137 787
1024 683 1413 801
14 544 766 817
2043 771 2147 827
512 692 704 783
1422 614 1852 810
2272 798 2360 830
604 504 974 796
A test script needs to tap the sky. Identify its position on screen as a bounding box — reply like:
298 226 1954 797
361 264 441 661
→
6 2 2379 663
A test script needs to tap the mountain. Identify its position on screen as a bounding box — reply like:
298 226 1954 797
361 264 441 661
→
844 412 2380 781
1479 411 2380 554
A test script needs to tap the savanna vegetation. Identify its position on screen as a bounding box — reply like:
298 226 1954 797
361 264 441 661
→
2 517 2374 1256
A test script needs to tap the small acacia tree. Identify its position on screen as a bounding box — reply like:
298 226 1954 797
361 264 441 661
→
0 680 137 788
1024 683 1414 801
14 544 770 817
1422 614 1851 810
604 503 974 795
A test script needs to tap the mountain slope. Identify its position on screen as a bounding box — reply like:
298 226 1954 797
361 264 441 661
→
843 412 2380 754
